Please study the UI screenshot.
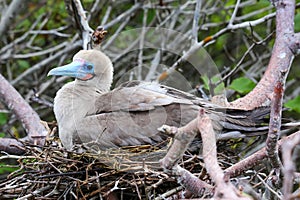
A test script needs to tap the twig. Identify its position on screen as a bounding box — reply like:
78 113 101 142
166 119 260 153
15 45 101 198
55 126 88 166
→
16 185 52 200
192 0 202 43
11 40 81 86
228 0 241 26
103 3 142 30
282 133 300 199
216 31 274 86
0 13 44 56
1 41 68 60
72 0 93 50
154 186 184 200
0 0 26 39
137 8 148 80
102 17 130 50
100 6 112 25
158 11 276 82
256 173 282 199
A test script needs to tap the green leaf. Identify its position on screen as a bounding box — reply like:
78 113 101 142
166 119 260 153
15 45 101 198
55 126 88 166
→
200 75 225 95
0 163 19 174
295 12 300 32
228 77 256 94
0 132 5 138
0 113 7 125
284 96 300 113
17 60 30 70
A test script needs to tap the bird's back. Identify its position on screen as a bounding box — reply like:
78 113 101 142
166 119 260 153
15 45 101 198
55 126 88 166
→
73 81 269 151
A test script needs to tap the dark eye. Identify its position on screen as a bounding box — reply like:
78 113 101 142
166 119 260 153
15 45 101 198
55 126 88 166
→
86 65 93 70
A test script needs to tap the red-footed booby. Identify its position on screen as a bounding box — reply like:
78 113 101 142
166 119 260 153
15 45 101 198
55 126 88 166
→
48 49 268 151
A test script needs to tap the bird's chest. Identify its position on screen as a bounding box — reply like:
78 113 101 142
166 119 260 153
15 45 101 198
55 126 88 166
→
53 87 96 127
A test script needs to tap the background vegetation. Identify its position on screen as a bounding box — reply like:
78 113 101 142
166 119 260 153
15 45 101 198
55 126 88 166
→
0 0 300 199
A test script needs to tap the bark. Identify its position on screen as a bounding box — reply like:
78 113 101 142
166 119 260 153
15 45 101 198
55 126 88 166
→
0 74 47 154
224 131 300 179
230 0 295 109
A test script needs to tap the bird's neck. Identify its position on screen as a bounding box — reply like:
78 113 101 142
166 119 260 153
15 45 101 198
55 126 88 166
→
74 75 112 93
53 81 104 124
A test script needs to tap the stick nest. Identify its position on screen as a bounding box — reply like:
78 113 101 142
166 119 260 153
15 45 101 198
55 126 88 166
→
0 132 241 199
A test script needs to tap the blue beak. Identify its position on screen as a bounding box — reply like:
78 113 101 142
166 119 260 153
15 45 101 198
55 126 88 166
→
48 59 95 80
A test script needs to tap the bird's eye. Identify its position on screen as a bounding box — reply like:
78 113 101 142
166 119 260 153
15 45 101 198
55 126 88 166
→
86 65 93 70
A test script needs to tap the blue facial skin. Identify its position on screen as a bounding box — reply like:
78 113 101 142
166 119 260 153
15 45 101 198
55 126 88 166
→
48 59 95 80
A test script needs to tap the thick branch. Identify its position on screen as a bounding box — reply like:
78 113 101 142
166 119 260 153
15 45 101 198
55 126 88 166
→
197 109 248 199
266 72 286 170
175 165 214 197
159 119 198 170
0 74 47 154
224 131 300 179
230 0 295 109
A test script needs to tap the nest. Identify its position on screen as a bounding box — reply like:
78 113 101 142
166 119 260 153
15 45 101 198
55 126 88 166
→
0 138 203 199
0 128 250 200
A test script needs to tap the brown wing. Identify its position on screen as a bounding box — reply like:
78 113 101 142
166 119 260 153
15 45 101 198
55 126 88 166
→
95 81 193 113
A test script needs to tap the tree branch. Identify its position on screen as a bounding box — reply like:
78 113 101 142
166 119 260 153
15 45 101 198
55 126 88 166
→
0 74 47 154
282 132 300 199
224 131 300 179
0 0 26 39
230 0 295 109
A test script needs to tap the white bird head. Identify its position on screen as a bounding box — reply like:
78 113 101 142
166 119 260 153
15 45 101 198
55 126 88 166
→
48 49 113 92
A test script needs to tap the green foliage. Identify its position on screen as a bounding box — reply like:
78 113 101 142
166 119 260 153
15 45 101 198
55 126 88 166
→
0 133 5 138
201 75 225 95
228 77 256 94
295 11 300 32
284 96 300 113
0 113 8 125
17 60 30 70
0 163 19 174
147 9 155 24
241 0 272 19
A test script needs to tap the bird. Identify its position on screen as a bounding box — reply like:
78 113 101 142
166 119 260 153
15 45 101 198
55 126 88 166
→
48 49 269 151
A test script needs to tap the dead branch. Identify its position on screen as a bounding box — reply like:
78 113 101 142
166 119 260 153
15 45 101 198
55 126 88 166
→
230 0 296 109
282 132 300 199
175 165 214 197
64 0 93 50
0 74 47 154
265 71 286 178
0 0 26 39
224 131 300 179
159 109 252 199
159 119 198 170
197 109 249 199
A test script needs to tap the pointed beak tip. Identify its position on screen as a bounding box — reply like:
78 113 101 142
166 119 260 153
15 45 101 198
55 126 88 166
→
47 69 54 77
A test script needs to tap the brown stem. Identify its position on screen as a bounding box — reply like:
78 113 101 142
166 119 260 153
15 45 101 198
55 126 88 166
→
197 109 248 199
224 131 300 179
266 72 286 171
159 119 198 170
175 165 214 197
